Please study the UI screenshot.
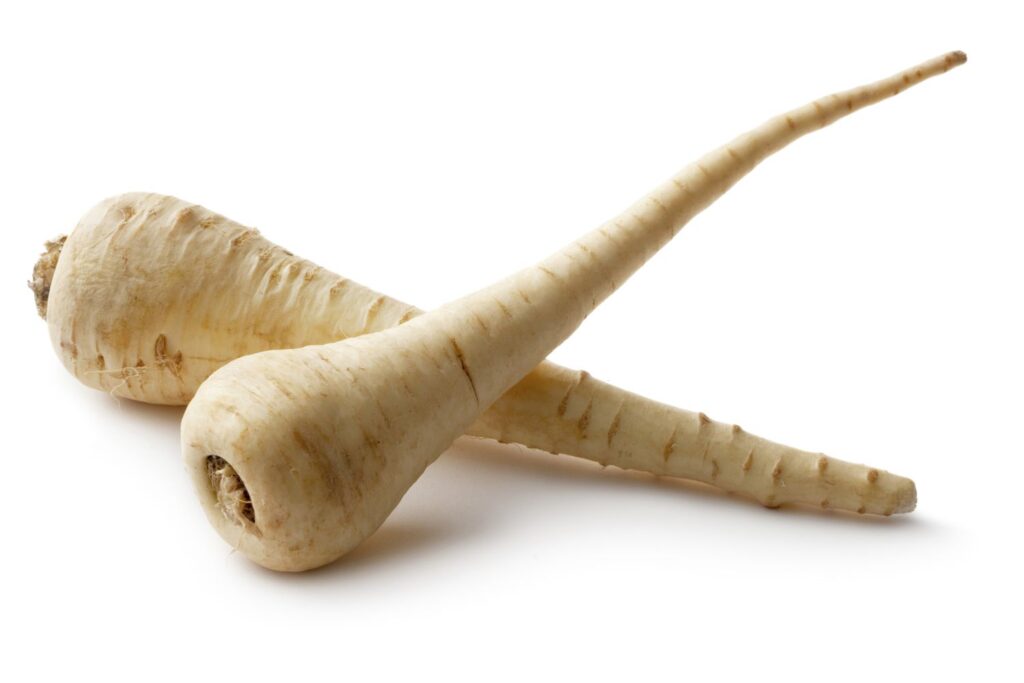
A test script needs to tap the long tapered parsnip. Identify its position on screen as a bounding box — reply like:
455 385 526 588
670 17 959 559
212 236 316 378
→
35 192 912 517
175 51 966 571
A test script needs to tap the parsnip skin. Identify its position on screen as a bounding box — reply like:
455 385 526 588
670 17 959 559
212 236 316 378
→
179 52 963 570
475 366 915 515
41 193 913 519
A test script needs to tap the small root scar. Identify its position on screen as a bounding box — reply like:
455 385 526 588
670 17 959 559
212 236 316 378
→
662 427 678 462
576 400 592 437
471 311 490 333
495 299 513 320
538 266 563 284
771 460 784 482
556 370 589 417
362 296 386 333
742 449 755 472
606 406 623 446
450 338 478 404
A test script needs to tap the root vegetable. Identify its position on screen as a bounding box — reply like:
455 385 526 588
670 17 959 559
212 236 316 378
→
173 51 965 571
36 194 911 518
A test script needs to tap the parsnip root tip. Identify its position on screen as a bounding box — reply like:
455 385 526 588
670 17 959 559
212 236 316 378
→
30 235 67 319
895 479 918 515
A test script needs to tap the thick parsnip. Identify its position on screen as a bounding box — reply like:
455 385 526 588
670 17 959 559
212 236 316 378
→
36 193 911 518
171 51 964 570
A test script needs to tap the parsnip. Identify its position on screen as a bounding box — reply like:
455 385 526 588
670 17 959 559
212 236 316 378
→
175 51 964 571
35 193 909 517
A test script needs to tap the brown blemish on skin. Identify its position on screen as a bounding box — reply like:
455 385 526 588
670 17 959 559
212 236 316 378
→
231 229 258 248
857 506 866 514
785 116 796 130
820 499 830 509
199 217 219 229
662 427 677 462
450 338 478 404
846 98 853 110
556 370 589 417
290 428 342 504
173 207 193 227
598 225 622 246
732 424 742 435
471 311 490 333
538 266 563 284
698 412 711 427
577 242 597 260
268 377 296 400
398 309 418 324
607 406 623 446
671 178 694 197
903 74 911 84
710 459 720 481
154 334 184 378
517 289 532 304
495 299 513 320
96 354 105 370
60 340 79 359
648 196 671 217
867 468 879 483
817 456 829 474
577 400 592 436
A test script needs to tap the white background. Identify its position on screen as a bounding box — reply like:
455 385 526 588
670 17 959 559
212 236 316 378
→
2 1 1020 680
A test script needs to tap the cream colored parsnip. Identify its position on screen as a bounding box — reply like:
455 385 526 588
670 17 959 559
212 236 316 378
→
173 52 965 570
37 194 913 518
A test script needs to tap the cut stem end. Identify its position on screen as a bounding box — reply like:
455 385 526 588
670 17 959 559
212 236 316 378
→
30 235 67 319
207 455 258 532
